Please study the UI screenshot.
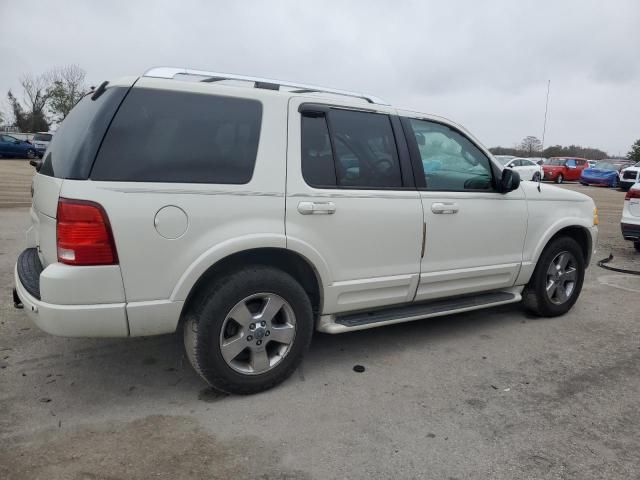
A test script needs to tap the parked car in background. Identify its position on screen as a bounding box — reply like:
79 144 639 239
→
542 157 589 183
493 155 515 165
580 160 625 188
621 183 640 252
0 134 37 159
496 156 542 181
620 161 640 191
529 157 546 166
32 132 53 157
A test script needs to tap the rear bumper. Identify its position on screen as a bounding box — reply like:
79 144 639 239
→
14 249 129 337
621 222 640 241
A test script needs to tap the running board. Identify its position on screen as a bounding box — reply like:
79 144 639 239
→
317 291 521 334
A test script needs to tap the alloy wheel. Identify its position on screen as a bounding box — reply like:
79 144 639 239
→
218 293 296 375
545 251 578 305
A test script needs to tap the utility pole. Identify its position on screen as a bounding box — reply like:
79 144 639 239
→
541 79 551 152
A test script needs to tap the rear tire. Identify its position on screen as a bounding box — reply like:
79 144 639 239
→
183 266 313 395
555 174 564 184
523 236 585 317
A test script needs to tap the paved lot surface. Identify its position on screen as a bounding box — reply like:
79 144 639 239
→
1 160 639 479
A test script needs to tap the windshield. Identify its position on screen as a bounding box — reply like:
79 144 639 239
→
33 133 52 141
594 162 615 170
545 158 566 165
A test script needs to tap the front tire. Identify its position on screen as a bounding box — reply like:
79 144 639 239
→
26 149 36 159
555 174 564 184
184 266 313 394
523 236 585 317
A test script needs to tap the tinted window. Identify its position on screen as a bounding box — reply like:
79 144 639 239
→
301 114 336 187
329 110 402 188
91 89 262 184
40 87 129 179
407 118 493 191
33 133 52 141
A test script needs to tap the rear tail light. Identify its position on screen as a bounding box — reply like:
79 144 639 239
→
56 198 118 265
625 188 640 200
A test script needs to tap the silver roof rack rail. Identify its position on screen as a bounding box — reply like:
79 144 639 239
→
143 67 389 105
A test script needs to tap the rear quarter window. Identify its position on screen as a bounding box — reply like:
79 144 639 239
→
39 87 129 179
91 88 262 184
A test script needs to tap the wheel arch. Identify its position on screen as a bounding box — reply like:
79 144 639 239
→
178 247 324 325
533 222 593 266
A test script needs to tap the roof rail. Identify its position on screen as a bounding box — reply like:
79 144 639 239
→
143 67 389 105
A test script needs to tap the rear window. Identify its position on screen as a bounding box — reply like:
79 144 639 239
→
39 87 129 179
33 133 52 141
91 88 262 184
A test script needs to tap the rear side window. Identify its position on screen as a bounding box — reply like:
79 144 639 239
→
301 109 402 188
91 89 262 184
40 87 129 179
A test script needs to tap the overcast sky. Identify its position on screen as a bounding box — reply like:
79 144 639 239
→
1 0 638 155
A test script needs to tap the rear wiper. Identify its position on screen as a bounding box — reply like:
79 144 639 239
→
90 81 109 100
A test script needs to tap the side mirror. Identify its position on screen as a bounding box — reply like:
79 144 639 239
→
499 168 520 193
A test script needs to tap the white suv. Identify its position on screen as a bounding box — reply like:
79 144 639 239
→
14 67 599 394
621 183 640 251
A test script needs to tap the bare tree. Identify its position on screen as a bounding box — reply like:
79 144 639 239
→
49 65 87 122
520 136 543 157
14 72 53 132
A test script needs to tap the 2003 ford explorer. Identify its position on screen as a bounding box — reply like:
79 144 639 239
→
14 67 599 394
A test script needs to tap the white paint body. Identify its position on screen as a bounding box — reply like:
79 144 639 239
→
622 184 640 226
15 76 598 337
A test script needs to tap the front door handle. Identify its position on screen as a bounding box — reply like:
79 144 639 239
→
431 202 459 214
298 201 336 215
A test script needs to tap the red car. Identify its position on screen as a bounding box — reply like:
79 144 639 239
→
542 157 589 183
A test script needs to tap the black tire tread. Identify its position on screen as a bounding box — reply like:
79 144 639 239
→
185 266 313 395
523 236 585 317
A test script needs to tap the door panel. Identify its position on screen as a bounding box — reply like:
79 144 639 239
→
416 190 527 301
286 99 423 314
401 117 527 301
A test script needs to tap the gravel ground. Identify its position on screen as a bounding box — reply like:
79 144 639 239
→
1 159 638 479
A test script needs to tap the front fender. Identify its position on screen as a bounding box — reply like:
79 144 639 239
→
516 217 596 285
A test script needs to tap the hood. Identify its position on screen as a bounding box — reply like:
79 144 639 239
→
520 180 593 203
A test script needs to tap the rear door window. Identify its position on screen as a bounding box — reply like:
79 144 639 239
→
91 88 262 184
301 109 403 189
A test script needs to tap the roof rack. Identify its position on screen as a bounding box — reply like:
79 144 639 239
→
143 67 389 105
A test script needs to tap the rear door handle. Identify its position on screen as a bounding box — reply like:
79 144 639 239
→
431 202 458 214
298 201 336 215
